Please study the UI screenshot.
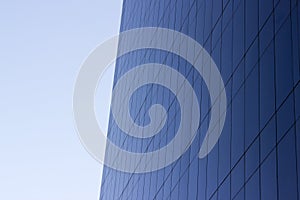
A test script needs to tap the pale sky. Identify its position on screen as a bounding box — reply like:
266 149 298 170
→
0 0 122 199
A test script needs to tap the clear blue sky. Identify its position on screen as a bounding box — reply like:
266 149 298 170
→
0 0 122 199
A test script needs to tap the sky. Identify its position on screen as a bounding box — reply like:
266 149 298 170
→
0 0 123 199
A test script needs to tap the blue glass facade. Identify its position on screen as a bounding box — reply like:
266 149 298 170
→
100 0 300 199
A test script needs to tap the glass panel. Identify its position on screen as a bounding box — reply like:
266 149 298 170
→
278 129 298 200
231 157 245 197
245 171 260 200
261 150 277 200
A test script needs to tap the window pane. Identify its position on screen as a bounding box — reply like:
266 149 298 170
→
278 129 298 200
261 150 277 200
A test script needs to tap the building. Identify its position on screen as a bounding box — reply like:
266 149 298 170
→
100 0 300 199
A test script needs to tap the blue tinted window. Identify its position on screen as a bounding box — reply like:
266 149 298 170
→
245 65 259 148
278 129 298 200
296 84 300 120
207 147 218 198
260 43 275 127
170 182 179 200
233 188 245 200
297 120 300 199
196 0 205 44
261 150 277 200
245 138 259 180
218 105 232 183
212 40 221 74
291 8 300 85
187 159 198 200
221 14 233 82
259 0 273 28
260 117 276 160
232 87 245 165
274 0 291 32
277 94 295 141
245 171 260 200
231 157 245 197
203 0 213 41
178 168 189 200
275 18 293 107
233 60 244 98
162 166 172 199
149 171 159 199
222 0 232 31
245 38 258 76
259 14 274 54
233 0 242 11
223 0 230 9
212 0 222 26
233 0 245 68
245 0 258 49
210 191 218 200
219 177 230 200
197 158 207 200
